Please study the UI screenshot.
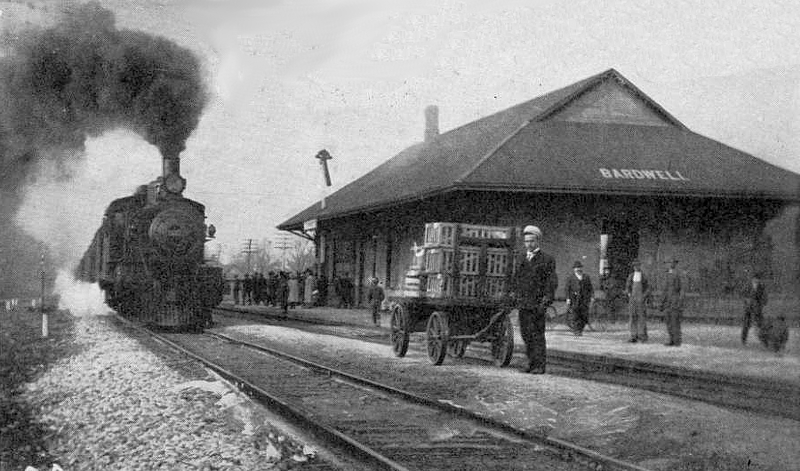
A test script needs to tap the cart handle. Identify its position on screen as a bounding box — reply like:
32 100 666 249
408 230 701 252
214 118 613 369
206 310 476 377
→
470 308 511 342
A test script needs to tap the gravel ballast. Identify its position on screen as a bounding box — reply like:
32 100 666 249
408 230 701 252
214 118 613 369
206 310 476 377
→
21 314 316 470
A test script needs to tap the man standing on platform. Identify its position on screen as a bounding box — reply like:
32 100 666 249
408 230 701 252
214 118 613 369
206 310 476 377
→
598 265 618 320
565 261 593 336
660 258 684 346
512 225 558 374
366 277 385 326
625 259 651 343
742 273 767 345
243 274 253 305
232 275 241 305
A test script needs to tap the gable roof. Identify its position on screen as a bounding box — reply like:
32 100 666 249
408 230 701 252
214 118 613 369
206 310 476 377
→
279 68 800 230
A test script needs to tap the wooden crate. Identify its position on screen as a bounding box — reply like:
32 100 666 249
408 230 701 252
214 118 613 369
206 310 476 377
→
459 247 480 275
425 222 513 247
458 275 480 297
423 246 485 275
425 274 507 299
424 248 455 273
425 274 451 298
424 222 457 247
484 276 507 298
460 224 513 240
485 248 510 276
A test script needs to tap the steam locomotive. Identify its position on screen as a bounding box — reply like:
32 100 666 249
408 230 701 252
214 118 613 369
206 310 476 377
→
76 154 224 331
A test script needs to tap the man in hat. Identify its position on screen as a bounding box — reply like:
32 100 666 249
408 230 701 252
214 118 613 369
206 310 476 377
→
565 260 593 336
512 225 558 374
660 258 684 346
366 277 385 326
598 265 618 320
741 272 767 345
625 259 651 343
232 275 241 305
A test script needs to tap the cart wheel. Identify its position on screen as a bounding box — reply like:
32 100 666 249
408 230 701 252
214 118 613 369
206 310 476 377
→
426 311 450 365
448 339 469 359
491 312 514 367
390 304 410 357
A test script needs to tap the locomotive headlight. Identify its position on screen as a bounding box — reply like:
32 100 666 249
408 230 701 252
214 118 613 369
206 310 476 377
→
164 173 186 194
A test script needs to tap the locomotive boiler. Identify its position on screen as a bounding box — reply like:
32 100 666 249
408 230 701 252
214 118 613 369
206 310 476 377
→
76 153 223 330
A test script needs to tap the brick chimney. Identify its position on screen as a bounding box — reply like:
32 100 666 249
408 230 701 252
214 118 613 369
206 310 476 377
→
424 105 439 142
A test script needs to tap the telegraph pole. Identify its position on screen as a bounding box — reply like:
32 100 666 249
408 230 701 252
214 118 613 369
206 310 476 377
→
240 239 258 274
273 234 292 271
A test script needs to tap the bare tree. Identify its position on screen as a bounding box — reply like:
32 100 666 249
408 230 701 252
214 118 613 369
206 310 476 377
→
286 239 315 274
225 240 280 275
253 238 281 273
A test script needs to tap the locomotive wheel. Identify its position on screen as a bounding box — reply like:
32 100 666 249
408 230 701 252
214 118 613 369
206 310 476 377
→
448 339 469 359
491 312 515 367
426 311 450 366
390 303 410 357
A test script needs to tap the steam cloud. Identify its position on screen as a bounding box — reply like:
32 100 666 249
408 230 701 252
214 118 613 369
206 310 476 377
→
0 1 208 297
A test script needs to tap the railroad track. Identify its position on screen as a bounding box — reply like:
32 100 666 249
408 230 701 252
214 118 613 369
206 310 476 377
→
215 306 800 422
125 316 652 471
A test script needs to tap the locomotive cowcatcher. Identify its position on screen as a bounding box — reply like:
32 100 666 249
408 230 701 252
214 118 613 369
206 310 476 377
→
76 153 223 331
388 222 518 366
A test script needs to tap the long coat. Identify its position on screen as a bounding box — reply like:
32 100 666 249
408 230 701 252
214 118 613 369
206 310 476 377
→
743 282 767 311
565 273 593 309
303 275 317 304
366 285 385 308
288 277 301 304
660 271 683 310
512 251 558 309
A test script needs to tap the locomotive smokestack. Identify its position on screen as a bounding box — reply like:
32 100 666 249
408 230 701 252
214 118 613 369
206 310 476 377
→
161 152 186 194
163 154 181 180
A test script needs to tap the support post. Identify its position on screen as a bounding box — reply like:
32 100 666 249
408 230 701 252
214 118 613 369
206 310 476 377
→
40 254 48 338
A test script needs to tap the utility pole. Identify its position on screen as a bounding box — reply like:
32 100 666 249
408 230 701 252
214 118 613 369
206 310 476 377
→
240 239 258 274
273 234 292 271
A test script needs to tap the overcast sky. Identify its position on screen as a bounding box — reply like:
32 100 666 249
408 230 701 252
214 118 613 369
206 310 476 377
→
6 0 800 264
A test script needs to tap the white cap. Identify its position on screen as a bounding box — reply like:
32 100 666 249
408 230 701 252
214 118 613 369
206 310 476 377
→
523 225 542 237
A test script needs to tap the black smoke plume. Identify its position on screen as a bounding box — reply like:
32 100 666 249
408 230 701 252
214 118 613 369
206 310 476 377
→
1 1 207 165
0 2 208 297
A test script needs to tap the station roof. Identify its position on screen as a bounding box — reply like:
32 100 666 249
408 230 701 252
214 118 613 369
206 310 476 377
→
279 68 800 230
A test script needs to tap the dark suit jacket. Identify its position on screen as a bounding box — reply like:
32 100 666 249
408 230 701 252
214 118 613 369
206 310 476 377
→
660 271 683 310
513 251 557 309
565 273 593 308
625 272 651 299
743 282 767 308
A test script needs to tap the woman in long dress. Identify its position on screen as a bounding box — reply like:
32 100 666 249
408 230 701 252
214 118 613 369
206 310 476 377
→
303 271 317 307
287 273 301 308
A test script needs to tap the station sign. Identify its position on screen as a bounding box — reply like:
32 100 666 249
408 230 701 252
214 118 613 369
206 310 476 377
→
599 168 689 181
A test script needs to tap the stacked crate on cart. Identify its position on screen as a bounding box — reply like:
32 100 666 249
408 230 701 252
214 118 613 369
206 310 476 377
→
422 222 514 299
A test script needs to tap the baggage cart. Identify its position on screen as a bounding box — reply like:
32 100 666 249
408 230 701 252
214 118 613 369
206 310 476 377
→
387 222 518 366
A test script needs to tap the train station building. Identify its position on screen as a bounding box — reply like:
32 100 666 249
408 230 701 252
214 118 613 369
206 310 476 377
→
278 69 800 313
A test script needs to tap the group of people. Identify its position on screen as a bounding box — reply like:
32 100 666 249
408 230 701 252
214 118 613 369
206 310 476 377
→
551 250 686 347
231 270 318 313
511 224 787 375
